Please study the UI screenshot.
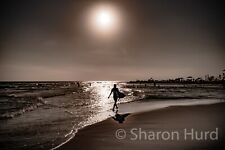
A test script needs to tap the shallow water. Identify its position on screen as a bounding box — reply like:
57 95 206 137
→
0 81 224 149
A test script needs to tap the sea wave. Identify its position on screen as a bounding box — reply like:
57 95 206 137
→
0 82 82 120
0 96 45 120
142 95 217 100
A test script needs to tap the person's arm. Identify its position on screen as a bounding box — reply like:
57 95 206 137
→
108 90 112 98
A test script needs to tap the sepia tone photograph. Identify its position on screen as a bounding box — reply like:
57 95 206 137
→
0 0 225 150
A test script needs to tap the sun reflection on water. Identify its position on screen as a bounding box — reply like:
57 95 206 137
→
81 81 136 125
90 81 117 110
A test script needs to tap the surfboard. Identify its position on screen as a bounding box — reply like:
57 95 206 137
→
118 92 126 98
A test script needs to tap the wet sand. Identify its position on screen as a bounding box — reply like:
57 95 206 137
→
58 103 225 150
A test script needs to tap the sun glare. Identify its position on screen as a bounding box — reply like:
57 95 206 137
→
96 10 113 28
88 4 120 35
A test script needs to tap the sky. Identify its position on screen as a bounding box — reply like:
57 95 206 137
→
0 0 224 81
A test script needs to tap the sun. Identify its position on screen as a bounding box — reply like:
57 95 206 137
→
96 10 113 28
88 4 120 34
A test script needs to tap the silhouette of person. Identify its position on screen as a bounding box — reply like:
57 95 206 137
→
108 84 119 111
112 110 130 124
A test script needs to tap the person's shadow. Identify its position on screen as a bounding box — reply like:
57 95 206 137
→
112 110 130 124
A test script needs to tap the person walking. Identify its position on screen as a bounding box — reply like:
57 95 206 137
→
108 84 119 111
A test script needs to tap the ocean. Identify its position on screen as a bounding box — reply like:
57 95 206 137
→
0 81 224 149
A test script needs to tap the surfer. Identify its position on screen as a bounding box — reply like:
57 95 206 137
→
108 84 119 111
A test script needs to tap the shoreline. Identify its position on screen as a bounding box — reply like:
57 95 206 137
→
57 102 225 150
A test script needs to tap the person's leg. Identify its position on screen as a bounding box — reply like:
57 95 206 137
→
112 101 116 111
115 98 118 109
115 99 118 109
113 97 118 111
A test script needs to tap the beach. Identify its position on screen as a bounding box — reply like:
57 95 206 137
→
1 81 224 149
59 103 225 150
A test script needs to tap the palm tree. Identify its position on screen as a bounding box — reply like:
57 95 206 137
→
223 70 225 88
187 76 193 82
223 69 225 80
